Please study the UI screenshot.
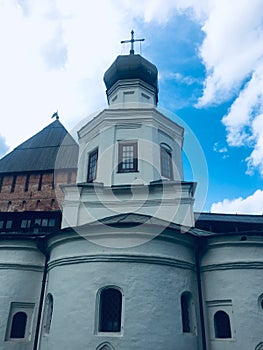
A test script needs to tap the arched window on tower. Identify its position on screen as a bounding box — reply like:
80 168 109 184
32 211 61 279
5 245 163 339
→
214 310 232 338
99 287 122 332
97 343 115 350
42 293 53 335
87 148 98 182
10 312 27 338
160 143 173 180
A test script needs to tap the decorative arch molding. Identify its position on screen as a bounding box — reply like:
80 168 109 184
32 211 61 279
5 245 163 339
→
256 342 263 350
258 293 263 310
96 342 115 350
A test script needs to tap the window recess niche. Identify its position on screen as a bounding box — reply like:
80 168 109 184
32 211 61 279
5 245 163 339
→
5 302 35 341
206 299 234 341
96 287 123 335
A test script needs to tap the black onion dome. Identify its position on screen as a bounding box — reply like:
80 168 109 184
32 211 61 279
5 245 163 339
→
104 54 158 102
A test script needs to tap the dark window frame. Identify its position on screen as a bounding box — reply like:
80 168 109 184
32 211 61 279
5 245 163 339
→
118 142 138 173
87 148 98 183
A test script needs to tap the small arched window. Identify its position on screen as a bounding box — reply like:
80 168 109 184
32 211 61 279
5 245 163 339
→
43 293 53 334
99 287 122 332
258 294 263 310
214 310 231 338
160 143 173 179
255 342 263 350
10 312 27 338
181 292 191 333
97 343 115 350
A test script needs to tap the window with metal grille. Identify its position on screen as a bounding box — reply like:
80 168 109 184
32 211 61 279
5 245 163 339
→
160 144 173 179
214 310 232 338
118 142 138 173
87 148 98 182
10 312 27 338
99 288 122 332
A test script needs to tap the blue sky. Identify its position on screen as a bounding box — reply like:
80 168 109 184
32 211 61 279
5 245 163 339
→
0 0 263 214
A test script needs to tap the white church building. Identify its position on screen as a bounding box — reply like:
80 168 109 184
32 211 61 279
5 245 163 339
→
0 37 262 350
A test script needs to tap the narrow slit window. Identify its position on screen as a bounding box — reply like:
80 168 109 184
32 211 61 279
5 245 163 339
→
11 175 17 193
24 174 30 192
99 288 122 332
67 171 72 184
43 294 53 335
118 142 138 173
87 148 98 182
38 174 43 191
181 292 191 333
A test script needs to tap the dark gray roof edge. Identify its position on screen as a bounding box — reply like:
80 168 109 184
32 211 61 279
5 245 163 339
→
195 211 263 223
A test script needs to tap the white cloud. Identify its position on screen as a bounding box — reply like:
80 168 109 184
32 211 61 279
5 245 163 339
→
0 135 8 159
246 113 263 175
162 72 201 86
0 0 131 150
211 189 263 214
213 142 228 154
185 0 263 177
1 0 263 179
196 0 263 107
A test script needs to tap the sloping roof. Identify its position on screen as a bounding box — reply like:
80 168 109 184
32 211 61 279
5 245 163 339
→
0 119 79 174
64 212 198 236
195 212 263 233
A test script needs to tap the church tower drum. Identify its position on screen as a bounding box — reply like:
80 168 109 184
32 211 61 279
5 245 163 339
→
40 34 201 350
62 34 196 229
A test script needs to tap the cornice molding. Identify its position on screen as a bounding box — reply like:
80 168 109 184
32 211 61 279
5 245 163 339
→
201 261 263 272
48 253 196 272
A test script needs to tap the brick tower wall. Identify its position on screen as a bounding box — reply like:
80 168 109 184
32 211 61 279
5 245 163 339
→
0 170 77 212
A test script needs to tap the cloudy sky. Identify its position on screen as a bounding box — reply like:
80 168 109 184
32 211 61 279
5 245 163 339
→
0 0 263 214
